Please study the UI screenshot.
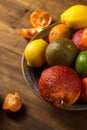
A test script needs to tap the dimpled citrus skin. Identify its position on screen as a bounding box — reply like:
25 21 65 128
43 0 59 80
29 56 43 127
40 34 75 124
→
61 5 87 29
38 65 81 108
49 24 71 43
46 38 78 67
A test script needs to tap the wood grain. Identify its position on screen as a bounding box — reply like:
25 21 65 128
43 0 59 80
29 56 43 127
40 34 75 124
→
0 0 87 130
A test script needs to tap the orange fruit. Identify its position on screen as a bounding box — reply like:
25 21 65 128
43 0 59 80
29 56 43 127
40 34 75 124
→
30 11 52 28
81 28 87 49
80 77 87 103
49 23 71 43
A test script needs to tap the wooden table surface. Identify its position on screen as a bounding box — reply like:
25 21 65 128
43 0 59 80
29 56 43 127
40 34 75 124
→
0 0 87 130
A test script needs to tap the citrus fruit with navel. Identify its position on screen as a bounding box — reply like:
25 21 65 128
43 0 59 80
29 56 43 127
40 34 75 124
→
46 38 78 67
38 65 81 108
49 23 71 42
24 39 48 67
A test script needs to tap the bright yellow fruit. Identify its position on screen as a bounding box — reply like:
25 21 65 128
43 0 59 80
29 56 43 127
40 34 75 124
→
24 39 48 67
61 5 87 29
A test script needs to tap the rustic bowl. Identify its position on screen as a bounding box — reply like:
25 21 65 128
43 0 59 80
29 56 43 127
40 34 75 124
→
22 22 87 110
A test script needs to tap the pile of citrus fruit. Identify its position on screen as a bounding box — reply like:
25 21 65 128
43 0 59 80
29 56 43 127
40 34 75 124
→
21 4 87 108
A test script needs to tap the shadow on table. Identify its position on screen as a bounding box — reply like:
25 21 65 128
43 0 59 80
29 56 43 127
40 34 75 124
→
49 105 87 130
4 104 27 121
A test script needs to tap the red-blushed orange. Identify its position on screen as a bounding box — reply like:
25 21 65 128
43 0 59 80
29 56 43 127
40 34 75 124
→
38 65 81 108
72 29 85 51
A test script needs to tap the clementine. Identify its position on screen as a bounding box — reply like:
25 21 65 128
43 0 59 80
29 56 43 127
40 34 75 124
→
20 28 43 40
49 23 71 43
3 92 22 112
30 11 52 28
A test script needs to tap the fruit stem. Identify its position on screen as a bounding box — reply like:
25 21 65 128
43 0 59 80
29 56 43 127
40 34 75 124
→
60 99 64 105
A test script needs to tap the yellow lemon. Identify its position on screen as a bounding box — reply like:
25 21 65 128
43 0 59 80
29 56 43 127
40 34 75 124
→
61 4 87 29
24 39 48 67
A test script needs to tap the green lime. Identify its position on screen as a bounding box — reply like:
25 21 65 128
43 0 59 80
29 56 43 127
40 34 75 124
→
75 50 87 75
46 38 78 66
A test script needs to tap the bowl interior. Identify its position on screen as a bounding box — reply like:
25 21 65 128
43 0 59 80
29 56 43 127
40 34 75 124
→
22 22 87 110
